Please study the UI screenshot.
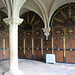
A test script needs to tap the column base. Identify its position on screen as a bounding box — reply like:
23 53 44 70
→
4 69 24 75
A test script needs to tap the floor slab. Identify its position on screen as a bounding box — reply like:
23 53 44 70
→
0 59 75 75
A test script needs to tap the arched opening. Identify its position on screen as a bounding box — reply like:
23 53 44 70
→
50 3 75 63
18 11 45 60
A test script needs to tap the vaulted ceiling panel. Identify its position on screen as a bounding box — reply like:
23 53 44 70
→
21 0 43 19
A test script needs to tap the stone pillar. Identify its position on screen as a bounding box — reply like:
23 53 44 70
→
3 17 24 75
42 28 51 40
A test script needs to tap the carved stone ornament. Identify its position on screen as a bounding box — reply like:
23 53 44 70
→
42 28 51 40
3 17 23 26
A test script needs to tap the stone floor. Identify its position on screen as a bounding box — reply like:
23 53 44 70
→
0 59 75 75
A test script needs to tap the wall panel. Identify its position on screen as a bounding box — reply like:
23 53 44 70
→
34 50 41 60
25 49 32 59
18 49 24 58
54 50 64 62
5 39 9 59
43 50 51 61
54 37 63 49
66 37 75 49
0 50 3 60
5 50 9 59
0 38 3 60
53 37 63 62
25 38 32 59
18 35 24 58
66 51 75 63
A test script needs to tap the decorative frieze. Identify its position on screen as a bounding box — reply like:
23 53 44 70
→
3 17 23 26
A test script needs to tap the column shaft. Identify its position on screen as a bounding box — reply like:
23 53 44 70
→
3 17 24 75
9 24 18 71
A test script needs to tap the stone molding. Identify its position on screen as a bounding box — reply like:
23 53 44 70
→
42 28 51 40
3 17 23 26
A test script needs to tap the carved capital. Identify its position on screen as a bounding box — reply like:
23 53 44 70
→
3 17 23 26
42 28 51 40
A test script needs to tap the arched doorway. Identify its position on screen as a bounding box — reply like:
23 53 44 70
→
51 3 75 63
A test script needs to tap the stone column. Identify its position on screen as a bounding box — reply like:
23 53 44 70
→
3 17 24 75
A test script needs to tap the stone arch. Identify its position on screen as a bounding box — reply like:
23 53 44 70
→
50 3 75 27
50 3 75 63
19 8 44 27
19 11 44 31
18 11 45 60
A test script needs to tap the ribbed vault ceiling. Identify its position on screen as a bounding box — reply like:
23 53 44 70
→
0 0 75 27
